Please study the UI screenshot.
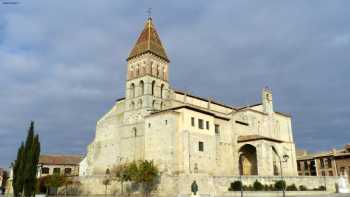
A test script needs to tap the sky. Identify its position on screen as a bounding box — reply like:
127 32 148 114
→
0 1 350 168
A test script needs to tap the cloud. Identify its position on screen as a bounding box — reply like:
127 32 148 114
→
0 0 350 167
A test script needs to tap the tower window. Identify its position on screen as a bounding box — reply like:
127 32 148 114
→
135 65 139 76
198 119 204 129
156 65 160 77
130 83 135 98
151 81 156 95
160 84 164 98
206 121 209 130
198 141 204 152
140 81 144 95
130 101 135 110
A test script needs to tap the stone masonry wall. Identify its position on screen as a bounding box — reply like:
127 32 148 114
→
78 174 346 197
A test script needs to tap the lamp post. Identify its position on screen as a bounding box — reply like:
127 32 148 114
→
279 154 289 197
239 153 243 197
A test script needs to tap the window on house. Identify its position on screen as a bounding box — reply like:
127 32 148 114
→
328 171 333 176
198 141 204 152
206 121 209 130
320 159 325 168
297 162 301 171
42 167 49 174
305 172 309 176
53 168 60 175
198 119 204 129
298 173 302 176
321 171 326 176
191 117 195 127
64 168 72 175
327 158 332 168
215 124 220 135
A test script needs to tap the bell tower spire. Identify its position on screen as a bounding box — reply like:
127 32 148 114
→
124 17 170 123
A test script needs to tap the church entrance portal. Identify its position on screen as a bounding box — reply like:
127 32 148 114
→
239 144 258 175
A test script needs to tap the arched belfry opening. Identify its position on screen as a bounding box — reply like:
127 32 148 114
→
239 144 258 175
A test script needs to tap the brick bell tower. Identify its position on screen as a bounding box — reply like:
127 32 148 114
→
124 17 171 123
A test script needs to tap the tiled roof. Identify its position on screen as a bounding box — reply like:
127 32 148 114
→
127 18 169 62
39 154 83 165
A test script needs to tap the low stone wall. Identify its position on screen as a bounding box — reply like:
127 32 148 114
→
78 174 347 197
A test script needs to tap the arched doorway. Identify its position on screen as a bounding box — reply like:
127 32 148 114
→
239 144 258 175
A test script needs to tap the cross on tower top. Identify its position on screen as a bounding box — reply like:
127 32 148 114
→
147 8 152 19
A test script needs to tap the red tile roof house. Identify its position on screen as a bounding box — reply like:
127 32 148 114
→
37 154 84 178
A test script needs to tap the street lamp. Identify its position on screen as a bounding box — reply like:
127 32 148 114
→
239 153 243 197
279 154 289 197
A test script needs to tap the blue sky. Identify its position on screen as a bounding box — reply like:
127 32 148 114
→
0 1 350 167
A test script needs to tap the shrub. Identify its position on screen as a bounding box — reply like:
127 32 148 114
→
253 180 264 191
228 181 242 191
274 180 286 190
299 185 308 191
286 184 297 191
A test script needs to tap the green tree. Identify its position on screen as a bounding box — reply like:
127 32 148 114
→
12 143 24 197
12 122 41 197
112 163 132 193
133 160 159 197
45 175 66 196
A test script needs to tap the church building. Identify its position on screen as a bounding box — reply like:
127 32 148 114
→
82 17 298 177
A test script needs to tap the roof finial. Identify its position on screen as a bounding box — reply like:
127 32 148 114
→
147 8 152 19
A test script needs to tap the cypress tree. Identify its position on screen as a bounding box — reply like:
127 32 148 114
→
13 143 24 197
13 121 41 197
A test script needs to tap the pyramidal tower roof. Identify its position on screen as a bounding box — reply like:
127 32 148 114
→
127 18 169 62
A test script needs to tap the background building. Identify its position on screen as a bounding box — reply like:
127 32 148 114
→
0 168 8 194
37 154 83 177
297 144 350 182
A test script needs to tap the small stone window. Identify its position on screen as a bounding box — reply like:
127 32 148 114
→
198 141 204 152
321 171 326 176
215 124 220 135
206 121 209 130
191 117 195 127
198 119 204 129
165 120 167 125
148 123 151 128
